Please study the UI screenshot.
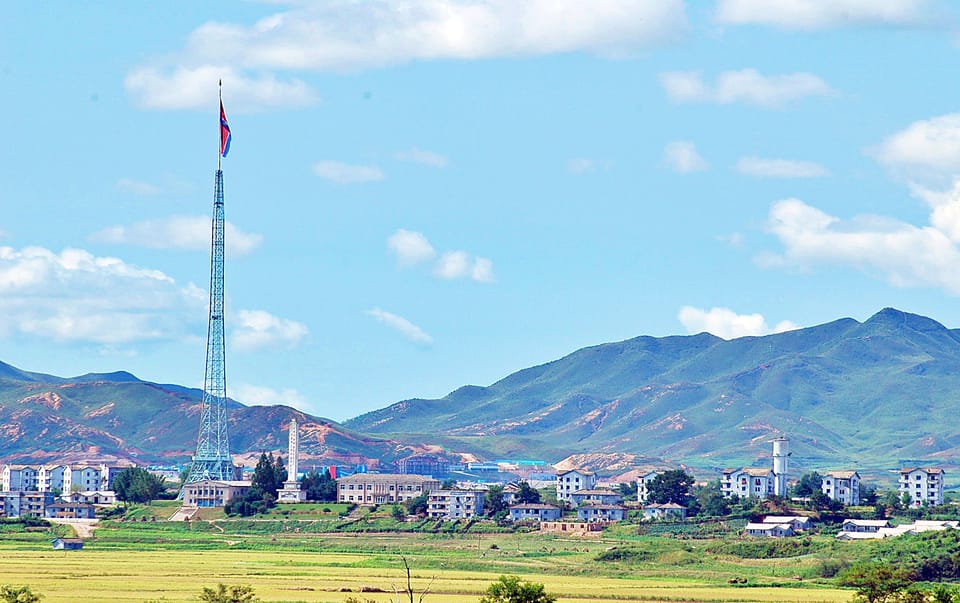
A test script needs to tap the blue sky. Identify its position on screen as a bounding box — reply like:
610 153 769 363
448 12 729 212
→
4 1 960 421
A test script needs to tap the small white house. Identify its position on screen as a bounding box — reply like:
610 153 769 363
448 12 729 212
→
744 522 794 538
643 502 686 521
762 516 812 531
841 519 890 533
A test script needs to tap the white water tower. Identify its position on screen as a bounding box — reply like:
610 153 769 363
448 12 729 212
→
772 436 789 497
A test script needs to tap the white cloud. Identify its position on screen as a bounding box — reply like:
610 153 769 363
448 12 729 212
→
567 158 598 174
434 251 495 283
678 306 798 339
872 113 960 180
716 0 937 30
0 245 203 344
434 251 471 280
762 198 960 294
395 148 449 167
366 308 433 344
232 382 308 409
660 69 835 108
313 160 384 184
387 230 493 282
90 215 263 257
126 1 687 110
664 141 708 173
471 257 495 283
736 156 829 178
125 65 319 112
117 178 161 196
388 229 436 267
231 309 308 352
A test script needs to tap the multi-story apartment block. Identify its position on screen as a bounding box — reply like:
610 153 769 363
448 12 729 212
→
822 470 861 506
2 463 119 495
556 469 597 503
427 489 485 519
337 473 440 506
721 467 776 499
2 466 39 491
0 491 56 518
899 467 945 507
637 471 661 504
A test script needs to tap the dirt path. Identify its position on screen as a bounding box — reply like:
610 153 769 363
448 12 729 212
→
48 518 99 538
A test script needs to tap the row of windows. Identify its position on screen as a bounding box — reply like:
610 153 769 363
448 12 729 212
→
340 484 422 491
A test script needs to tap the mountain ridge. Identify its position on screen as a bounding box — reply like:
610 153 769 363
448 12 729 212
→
346 308 960 472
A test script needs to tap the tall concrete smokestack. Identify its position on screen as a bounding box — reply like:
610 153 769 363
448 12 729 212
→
772 436 789 497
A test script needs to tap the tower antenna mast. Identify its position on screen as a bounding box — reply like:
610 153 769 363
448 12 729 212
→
181 81 235 493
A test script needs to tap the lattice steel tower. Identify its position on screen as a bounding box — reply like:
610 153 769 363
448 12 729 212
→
182 86 235 489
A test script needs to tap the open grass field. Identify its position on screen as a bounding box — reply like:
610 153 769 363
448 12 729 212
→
0 517 856 603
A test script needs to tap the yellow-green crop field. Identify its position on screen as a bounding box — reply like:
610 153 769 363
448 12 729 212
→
0 549 851 603
0 519 855 603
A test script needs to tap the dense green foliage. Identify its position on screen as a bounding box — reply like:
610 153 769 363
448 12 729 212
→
299 469 336 502
514 482 541 504
480 575 556 603
0 585 41 603
111 467 165 504
646 469 695 505
198 583 258 602
224 453 286 517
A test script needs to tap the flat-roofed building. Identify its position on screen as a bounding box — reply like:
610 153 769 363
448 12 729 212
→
337 473 440 506
180 480 251 508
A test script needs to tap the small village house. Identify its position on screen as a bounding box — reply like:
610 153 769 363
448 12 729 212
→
508 503 562 522
643 502 687 521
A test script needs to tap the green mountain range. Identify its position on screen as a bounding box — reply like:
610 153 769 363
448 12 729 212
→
0 365 419 468
2 308 959 476
346 308 960 473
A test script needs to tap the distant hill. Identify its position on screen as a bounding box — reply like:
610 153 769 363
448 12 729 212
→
346 308 960 473
0 370 427 468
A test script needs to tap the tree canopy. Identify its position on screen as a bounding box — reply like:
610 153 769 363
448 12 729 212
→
299 469 337 502
646 470 695 506
110 467 165 504
479 575 556 603
514 482 541 504
792 472 823 498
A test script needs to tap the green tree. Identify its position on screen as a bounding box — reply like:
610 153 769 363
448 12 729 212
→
441 478 457 489
199 583 259 603
250 452 286 498
0 585 42 603
514 482 541 504
839 562 913 603
618 481 638 498
110 467 165 504
694 481 730 517
485 485 508 517
479 575 556 603
646 469 695 506
792 471 823 498
405 492 429 516
299 469 337 502
391 504 407 521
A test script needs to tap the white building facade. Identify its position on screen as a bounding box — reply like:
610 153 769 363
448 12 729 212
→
899 467 945 507
556 469 597 503
822 470 861 506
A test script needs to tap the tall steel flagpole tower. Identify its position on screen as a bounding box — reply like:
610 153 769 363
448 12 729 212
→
182 81 235 489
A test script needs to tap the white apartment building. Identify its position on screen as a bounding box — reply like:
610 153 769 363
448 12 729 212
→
721 467 775 499
899 467 945 507
2 463 118 494
822 470 861 506
427 489 485 519
637 471 660 504
556 469 597 503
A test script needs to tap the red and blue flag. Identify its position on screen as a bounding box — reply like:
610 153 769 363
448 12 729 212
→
220 100 232 157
